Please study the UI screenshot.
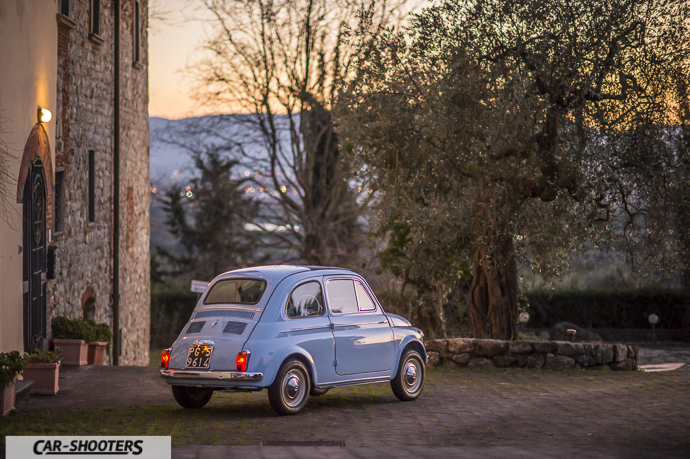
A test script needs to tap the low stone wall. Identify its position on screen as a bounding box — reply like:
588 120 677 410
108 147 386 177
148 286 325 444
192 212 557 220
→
424 338 638 371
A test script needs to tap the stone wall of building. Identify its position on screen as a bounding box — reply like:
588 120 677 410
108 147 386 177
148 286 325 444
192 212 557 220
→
425 338 638 371
117 0 150 365
50 0 116 339
48 0 149 365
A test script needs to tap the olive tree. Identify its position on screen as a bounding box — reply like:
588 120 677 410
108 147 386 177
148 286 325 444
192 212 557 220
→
337 0 690 339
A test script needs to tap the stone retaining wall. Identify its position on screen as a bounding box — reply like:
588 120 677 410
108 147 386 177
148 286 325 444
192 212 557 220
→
424 339 638 371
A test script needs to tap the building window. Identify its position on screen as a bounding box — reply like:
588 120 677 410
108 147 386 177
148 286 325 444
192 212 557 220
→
133 1 141 65
88 150 95 223
54 171 64 233
60 0 70 16
91 0 100 36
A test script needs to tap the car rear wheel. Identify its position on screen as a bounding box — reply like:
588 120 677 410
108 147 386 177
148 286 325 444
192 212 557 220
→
390 349 425 401
268 359 310 415
171 385 213 409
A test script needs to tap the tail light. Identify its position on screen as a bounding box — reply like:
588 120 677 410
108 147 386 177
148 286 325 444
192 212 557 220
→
161 349 171 369
236 350 250 372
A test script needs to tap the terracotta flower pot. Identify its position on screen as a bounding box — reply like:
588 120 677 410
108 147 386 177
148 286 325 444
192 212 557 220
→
53 339 88 366
87 342 108 365
1 381 16 416
23 362 60 395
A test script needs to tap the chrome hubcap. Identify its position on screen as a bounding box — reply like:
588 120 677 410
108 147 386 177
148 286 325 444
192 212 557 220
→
402 359 422 394
281 369 307 408
404 363 417 385
285 375 300 399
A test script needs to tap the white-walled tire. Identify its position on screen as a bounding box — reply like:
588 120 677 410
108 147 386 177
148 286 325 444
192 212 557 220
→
268 359 310 415
390 349 425 401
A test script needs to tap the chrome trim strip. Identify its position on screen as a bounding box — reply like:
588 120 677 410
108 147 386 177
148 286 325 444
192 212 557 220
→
160 369 263 381
317 375 389 388
332 321 386 327
279 325 332 334
195 305 261 312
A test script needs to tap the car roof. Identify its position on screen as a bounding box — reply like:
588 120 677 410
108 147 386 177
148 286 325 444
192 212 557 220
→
212 265 355 284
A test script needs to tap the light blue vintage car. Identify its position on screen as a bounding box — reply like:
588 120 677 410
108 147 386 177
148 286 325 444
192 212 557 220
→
160 265 427 415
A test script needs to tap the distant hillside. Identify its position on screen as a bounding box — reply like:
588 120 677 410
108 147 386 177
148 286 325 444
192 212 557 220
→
148 114 295 270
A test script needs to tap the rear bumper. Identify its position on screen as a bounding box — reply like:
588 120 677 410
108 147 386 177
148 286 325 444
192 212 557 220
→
160 369 263 383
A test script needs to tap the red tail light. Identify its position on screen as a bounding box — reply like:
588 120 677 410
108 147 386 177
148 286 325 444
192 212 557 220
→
236 350 249 372
161 349 171 369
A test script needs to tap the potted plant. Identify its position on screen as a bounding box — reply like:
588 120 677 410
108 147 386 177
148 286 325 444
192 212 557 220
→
0 351 25 415
23 348 63 395
87 321 112 365
52 317 89 366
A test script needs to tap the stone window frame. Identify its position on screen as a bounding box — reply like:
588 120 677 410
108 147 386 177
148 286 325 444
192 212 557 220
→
87 150 96 225
89 0 105 46
53 168 65 237
60 0 70 16
132 0 143 69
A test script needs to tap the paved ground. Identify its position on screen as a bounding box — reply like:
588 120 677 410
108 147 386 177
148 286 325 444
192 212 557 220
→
637 343 690 371
172 445 690 458
12 354 690 458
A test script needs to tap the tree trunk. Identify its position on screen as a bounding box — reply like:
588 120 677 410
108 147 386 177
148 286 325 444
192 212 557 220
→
468 236 519 340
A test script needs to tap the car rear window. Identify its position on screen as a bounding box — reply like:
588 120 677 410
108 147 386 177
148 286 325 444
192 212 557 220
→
203 279 267 305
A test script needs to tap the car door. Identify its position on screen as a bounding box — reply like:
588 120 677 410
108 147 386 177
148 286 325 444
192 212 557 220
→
282 279 336 383
325 277 395 375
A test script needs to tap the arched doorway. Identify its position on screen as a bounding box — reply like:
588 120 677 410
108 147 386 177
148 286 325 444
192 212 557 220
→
23 160 47 352
17 123 53 353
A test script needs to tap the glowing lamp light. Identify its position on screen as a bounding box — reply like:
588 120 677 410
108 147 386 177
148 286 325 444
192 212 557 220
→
648 314 659 325
236 350 249 372
161 349 171 369
38 107 52 123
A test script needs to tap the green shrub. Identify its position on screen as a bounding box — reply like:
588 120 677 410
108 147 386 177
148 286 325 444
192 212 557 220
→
52 317 91 340
25 348 63 364
0 351 25 386
150 284 198 336
525 288 690 329
52 317 112 351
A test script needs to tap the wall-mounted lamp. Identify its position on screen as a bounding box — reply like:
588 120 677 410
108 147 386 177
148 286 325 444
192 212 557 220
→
37 107 52 123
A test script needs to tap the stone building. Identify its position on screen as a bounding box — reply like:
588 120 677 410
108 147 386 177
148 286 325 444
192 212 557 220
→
0 0 150 365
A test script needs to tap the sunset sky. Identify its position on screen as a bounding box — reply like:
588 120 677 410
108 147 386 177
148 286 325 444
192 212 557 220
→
148 0 216 119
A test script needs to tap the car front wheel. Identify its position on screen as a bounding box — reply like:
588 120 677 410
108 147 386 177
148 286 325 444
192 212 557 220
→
268 359 310 415
390 349 425 401
171 385 213 409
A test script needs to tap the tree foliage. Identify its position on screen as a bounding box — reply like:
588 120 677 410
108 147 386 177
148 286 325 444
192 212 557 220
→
337 0 690 338
157 147 263 282
188 0 413 267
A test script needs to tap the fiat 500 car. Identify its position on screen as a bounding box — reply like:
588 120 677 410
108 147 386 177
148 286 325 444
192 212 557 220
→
160 265 426 415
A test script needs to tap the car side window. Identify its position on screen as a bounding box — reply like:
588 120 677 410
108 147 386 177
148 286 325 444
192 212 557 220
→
326 279 359 314
354 281 376 311
286 281 324 319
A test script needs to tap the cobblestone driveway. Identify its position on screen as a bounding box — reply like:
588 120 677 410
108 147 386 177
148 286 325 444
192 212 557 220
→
17 363 690 452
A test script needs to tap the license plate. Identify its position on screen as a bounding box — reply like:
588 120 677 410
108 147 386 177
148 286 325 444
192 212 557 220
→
186 344 213 368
